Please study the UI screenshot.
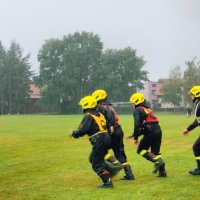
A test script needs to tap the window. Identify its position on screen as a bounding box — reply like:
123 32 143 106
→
152 83 157 87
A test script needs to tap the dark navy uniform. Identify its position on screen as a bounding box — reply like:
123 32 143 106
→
133 101 162 156
187 99 200 171
98 100 134 180
132 100 166 177
72 109 112 186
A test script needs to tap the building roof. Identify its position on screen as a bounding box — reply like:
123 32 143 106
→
29 84 41 99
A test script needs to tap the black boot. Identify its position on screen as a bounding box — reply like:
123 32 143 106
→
153 158 165 174
97 181 114 188
98 171 113 188
120 164 135 180
158 163 167 177
105 161 123 178
141 151 164 174
188 168 200 176
189 160 200 176
140 151 165 175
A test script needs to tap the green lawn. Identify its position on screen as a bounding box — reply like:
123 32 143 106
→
0 113 199 200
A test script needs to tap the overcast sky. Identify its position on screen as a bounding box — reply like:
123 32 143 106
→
0 0 200 81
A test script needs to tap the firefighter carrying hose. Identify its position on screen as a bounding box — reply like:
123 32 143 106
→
92 89 135 180
128 92 167 177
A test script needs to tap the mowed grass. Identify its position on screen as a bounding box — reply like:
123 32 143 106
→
0 113 200 200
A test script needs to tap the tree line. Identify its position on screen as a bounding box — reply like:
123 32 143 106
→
36 32 148 113
0 41 32 114
0 31 199 114
161 58 200 109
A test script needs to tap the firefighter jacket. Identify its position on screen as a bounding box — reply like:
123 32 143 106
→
97 99 119 129
187 99 200 131
132 100 159 140
72 109 107 138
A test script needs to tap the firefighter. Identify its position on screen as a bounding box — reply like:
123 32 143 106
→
92 89 135 180
69 95 118 188
182 86 200 175
128 92 167 177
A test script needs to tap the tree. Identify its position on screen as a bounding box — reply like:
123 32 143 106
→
90 47 148 102
161 66 183 109
37 31 103 113
0 42 7 114
0 40 32 114
37 32 148 113
183 58 200 106
36 38 63 111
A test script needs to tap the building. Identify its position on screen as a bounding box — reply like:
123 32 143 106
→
139 79 184 110
26 84 56 113
29 84 41 100
25 84 42 113
138 81 159 108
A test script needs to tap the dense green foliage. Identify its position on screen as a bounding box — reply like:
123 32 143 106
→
161 66 183 107
161 59 200 108
0 114 200 200
183 58 200 106
1 35 200 114
36 31 148 113
0 41 32 114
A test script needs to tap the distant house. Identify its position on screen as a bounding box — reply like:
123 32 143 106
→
26 84 56 113
29 84 41 100
25 84 42 113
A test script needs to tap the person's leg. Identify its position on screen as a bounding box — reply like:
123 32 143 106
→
91 134 113 188
189 136 200 175
138 133 166 176
111 126 134 180
137 135 153 161
151 125 167 177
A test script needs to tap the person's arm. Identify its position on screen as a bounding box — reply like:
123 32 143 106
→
182 102 200 134
99 105 115 134
106 108 116 134
70 115 93 138
132 109 143 140
182 119 199 135
127 108 145 142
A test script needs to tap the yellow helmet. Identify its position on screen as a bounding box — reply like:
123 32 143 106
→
189 86 200 98
79 96 97 110
91 89 107 102
129 92 145 105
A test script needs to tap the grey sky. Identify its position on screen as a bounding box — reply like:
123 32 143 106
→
0 0 200 81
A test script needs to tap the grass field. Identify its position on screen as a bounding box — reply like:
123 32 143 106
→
0 113 200 200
